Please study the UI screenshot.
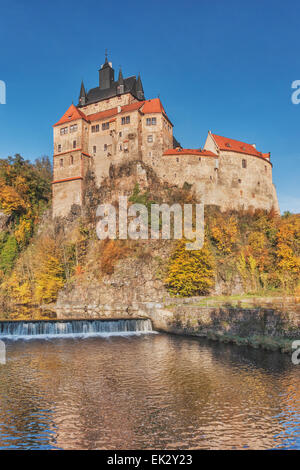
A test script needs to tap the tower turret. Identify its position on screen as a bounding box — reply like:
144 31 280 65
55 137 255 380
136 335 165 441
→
79 81 87 106
99 54 115 89
136 73 144 100
117 67 124 95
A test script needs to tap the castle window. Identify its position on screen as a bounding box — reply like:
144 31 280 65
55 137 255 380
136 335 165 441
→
146 117 157 126
199 157 201 161
60 127 68 135
70 155 74 165
265 165 267 173
176 158 179 162
73 140 77 149
121 116 130 125
147 135 153 143
91 124 99 133
242 159 247 168
104 144 108 151
93 146 96 154
238 178 241 183
119 132 122 137
70 124 78 133
102 122 109 130
60 158 63 167
149 151 152 157
58 144 62 152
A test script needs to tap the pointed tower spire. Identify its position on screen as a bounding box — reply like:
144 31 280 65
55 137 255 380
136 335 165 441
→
104 48 108 65
117 67 124 95
118 67 124 85
136 73 144 100
79 80 87 106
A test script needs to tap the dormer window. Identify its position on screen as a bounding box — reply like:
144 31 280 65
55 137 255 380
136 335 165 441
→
225 142 231 148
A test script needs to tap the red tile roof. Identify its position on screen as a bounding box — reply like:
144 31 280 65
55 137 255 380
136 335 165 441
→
85 101 144 123
211 133 270 159
54 98 172 127
53 104 89 127
141 98 165 114
88 107 118 122
163 148 217 157
122 101 144 113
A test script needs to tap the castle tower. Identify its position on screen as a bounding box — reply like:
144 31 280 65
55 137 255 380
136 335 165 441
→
98 55 115 89
52 104 92 217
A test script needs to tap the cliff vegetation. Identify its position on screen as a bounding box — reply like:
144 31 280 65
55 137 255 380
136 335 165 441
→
0 159 299 319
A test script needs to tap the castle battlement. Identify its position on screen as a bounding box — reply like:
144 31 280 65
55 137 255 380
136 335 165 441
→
52 57 279 217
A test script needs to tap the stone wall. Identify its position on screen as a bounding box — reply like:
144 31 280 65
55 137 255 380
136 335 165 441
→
54 291 300 353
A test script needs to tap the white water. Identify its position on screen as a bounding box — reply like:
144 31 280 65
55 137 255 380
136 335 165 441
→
0 318 154 340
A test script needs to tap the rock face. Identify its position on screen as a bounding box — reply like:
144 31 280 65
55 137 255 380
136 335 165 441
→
0 211 10 231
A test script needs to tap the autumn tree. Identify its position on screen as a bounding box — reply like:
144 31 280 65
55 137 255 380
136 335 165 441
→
165 240 215 297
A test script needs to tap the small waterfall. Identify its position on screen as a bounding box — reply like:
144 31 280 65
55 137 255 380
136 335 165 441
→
0 318 153 339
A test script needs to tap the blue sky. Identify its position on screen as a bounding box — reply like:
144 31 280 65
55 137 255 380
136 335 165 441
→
0 0 299 213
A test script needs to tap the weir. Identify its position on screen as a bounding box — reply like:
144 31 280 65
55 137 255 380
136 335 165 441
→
0 318 153 339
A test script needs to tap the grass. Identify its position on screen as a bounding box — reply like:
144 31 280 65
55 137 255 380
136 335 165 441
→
206 331 297 354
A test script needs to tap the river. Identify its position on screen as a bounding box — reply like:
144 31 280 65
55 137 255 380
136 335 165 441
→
0 332 299 449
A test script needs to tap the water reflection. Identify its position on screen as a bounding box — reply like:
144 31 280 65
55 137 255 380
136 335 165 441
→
0 334 299 449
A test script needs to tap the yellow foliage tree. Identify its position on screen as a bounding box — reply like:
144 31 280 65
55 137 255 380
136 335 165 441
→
34 237 65 304
210 215 238 254
164 240 215 297
14 216 33 247
0 179 29 215
276 217 300 291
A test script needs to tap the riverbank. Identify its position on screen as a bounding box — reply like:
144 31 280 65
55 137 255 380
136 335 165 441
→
51 295 300 354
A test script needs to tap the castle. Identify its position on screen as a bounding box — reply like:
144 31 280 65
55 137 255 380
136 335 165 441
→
52 56 279 217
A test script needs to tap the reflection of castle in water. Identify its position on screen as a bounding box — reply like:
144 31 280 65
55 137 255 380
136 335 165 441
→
1 334 298 449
